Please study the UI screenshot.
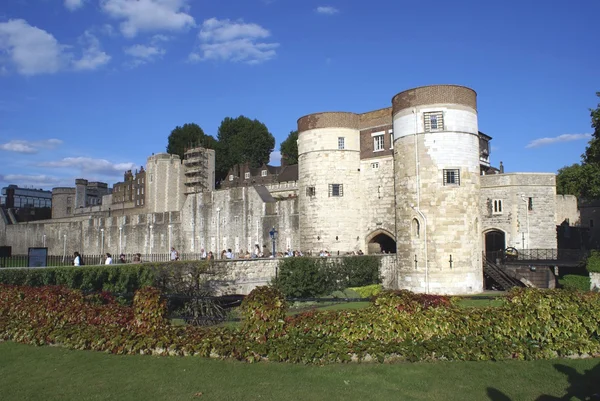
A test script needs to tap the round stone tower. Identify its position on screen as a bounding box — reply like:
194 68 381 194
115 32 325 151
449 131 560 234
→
392 85 483 294
297 112 362 254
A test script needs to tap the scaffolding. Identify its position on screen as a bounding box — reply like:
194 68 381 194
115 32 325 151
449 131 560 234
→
183 146 210 194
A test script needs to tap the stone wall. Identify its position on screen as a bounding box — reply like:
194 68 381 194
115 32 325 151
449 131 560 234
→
481 173 557 249
555 195 579 226
590 272 600 291
210 254 397 295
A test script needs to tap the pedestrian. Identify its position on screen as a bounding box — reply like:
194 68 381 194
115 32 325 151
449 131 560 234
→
73 252 81 266
105 253 113 265
170 247 179 261
119 254 126 263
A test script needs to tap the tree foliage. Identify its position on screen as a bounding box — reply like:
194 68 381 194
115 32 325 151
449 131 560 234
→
166 123 217 160
279 130 299 165
557 92 600 199
215 116 275 181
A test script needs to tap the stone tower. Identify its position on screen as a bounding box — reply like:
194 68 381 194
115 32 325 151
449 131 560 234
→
297 112 362 253
392 85 483 294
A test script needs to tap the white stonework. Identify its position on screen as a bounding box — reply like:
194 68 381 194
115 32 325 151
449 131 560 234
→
591 272 600 291
0 85 568 295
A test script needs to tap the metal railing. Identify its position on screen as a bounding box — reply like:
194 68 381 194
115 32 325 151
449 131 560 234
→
487 248 589 265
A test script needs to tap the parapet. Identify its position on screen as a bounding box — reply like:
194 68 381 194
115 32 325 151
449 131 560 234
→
392 85 477 115
297 112 360 132
75 178 88 186
52 187 76 195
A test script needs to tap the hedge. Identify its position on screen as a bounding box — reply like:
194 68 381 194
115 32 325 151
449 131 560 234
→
559 275 591 291
0 261 213 294
2 285 599 364
587 250 600 273
274 256 381 297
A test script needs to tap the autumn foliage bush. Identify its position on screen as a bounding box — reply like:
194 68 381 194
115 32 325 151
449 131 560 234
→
1 285 599 364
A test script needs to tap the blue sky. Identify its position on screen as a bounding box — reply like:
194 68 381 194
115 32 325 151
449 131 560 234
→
0 0 599 189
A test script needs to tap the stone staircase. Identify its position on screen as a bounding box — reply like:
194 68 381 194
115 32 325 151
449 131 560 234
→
483 258 526 291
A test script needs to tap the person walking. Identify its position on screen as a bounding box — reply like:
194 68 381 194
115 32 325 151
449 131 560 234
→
73 252 81 266
105 253 113 265
170 247 179 261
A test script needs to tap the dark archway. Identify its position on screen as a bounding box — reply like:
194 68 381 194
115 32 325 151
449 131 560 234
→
368 233 397 254
485 230 505 256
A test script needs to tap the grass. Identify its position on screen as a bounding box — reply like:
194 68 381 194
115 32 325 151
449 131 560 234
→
0 341 599 401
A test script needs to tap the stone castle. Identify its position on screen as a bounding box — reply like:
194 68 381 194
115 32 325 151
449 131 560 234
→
0 85 579 294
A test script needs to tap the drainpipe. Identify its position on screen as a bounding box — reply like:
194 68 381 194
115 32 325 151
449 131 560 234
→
216 208 221 253
412 107 429 294
521 195 530 249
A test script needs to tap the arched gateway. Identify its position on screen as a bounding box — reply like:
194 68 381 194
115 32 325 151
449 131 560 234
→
366 229 397 254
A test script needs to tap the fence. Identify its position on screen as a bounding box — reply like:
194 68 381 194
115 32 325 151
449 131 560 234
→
486 249 589 265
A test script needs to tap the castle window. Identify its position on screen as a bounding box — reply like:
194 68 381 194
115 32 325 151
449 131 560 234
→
306 186 316 197
338 137 345 150
371 162 379 170
493 199 503 214
412 218 420 238
329 184 343 197
244 172 250 179
150 174 153 183
141 188 144 195
443 169 460 186
261 170 267 177
373 134 384 152
528 197 533 211
142 178 144 184
424 112 444 132
389 130 394 149
591 219 594 228
66 207 71 214
229 175 234 181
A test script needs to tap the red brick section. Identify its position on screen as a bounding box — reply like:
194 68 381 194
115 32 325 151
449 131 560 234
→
392 85 477 116
297 112 359 132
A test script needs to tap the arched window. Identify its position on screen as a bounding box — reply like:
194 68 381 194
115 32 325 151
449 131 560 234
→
412 218 420 238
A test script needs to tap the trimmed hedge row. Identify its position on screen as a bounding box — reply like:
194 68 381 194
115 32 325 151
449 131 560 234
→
0 261 212 294
274 256 381 297
587 250 600 273
2 284 599 364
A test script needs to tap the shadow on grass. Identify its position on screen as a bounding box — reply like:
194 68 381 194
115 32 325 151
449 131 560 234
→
487 362 600 400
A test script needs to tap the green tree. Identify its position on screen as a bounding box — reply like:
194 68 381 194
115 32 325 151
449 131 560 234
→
279 130 298 165
215 116 275 180
166 123 217 160
582 92 600 165
557 92 600 199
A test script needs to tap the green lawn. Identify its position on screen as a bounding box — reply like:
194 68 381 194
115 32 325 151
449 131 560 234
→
0 342 599 401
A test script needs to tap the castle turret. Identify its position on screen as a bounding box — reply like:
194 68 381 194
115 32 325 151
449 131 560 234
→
297 112 362 253
392 85 483 294
75 178 88 209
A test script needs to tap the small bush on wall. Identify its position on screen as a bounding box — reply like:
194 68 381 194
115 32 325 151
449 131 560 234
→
586 250 600 273
559 275 591 291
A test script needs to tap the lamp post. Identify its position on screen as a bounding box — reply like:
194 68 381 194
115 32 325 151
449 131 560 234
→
269 227 278 257
119 226 123 255
100 228 105 255
270 226 278 281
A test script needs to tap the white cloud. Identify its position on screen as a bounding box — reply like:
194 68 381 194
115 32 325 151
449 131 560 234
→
39 157 136 176
100 0 195 38
0 174 63 187
190 18 279 64
315 6 339 15
0 19 67 75
72 31 111 71
269 150 281 166
124 44 165 59
0 139 63 154
525 133 592 149
0 20 110 75
64 0 85 11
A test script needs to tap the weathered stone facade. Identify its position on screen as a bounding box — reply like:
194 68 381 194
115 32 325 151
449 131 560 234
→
0 84 572 295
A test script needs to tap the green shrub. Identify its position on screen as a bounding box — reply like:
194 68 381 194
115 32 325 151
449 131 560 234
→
586 250 600 273
343 288 361 298
240 286 287 343
274 256 381 297
0 261 209 295
348 284 383 298
331 290 346 299
558 275 591 291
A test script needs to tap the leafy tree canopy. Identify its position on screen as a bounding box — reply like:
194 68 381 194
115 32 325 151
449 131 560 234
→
215 116 275 180
280 130 298 165
166 123 217 160
557 92 600 199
